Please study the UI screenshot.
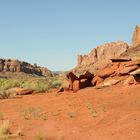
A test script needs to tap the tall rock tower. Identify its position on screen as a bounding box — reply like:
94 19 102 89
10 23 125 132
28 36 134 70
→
132 25 140 47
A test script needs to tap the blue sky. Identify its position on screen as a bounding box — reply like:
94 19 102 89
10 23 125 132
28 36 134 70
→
0 0 140 71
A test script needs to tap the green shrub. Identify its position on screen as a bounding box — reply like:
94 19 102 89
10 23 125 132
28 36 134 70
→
52 80 61 88
21 107 47 120
0 79 22 91
0 121 23 139
0 74 67 95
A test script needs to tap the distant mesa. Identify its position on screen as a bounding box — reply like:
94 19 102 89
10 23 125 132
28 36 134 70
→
0 59 52 77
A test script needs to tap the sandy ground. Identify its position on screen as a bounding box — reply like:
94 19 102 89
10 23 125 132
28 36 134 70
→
0 83 140 140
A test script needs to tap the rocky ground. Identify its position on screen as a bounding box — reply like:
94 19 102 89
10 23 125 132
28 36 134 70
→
0 83 140 140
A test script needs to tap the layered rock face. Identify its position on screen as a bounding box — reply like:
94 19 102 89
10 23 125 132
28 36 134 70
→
132 25 140 47
76 41 129 73
67 59 140 92
0 59 52 77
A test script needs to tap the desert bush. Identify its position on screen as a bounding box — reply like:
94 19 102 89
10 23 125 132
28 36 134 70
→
68 112 76 118
0 121 11 139
34 132 48 140
0 74 68 95
0 90 12 99
0 79 22 91
0 121 23 140
0 88 17 99
21 107 47 120
52 80 61 88
86 103 98 117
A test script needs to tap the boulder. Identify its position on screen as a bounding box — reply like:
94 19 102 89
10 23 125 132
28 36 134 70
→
72 80 80 92
16 88 33 95
97 68 115 78
104 79 120 86
56 87 64 93
125 59 140 67
130 69 140 75
79 71 94 83
124 76 137 85
91 76 104 86
66 72 79 90
117 65 138 75
80 79 91 88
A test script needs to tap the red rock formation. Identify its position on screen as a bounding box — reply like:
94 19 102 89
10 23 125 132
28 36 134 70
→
66 72 79 90
0 59 52 77
66 71 94 91
124 76 137 85
73 80 80 92
132 25 140 47
75 41 128 73
91 76 103 86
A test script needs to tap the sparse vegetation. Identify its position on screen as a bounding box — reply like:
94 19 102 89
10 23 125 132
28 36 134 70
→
21 107 47 120
0 121 23 140
87 103 98 117
34 132 48 140
0 121 11 138
68 112 76 118
0 89 16 99
0 74 68 99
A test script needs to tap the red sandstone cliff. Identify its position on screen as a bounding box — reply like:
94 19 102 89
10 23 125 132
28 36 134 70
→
75 41 129 74
74 25 140 74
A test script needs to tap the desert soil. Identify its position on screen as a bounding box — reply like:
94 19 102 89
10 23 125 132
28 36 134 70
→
0 83 140 140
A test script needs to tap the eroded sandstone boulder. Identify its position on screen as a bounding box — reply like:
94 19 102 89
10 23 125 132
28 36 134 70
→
91 76 103 86
103 79 120 86
66 71 94 91
130 69 140 75
15 88 33 95
97 67 115 78
124 76 137 85
73 80 80 92
117 65 139 75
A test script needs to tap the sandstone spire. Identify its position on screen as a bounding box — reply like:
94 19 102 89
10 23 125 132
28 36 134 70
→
132 25 140 47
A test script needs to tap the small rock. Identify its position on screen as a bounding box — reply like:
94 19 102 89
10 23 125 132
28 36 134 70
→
124 76 137 85
130 68 140 75
104 79 120 86
56 87 64 93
